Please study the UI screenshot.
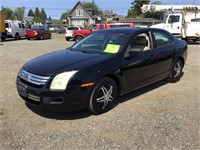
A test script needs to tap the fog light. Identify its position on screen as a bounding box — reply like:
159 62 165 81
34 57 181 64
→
43 97 64 104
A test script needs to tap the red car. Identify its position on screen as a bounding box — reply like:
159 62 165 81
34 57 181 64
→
25 27 51 40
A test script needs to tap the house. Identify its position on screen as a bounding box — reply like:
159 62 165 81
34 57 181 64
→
68 1 101 27
68 1 160 27
102 10 124 22
120 17 161 27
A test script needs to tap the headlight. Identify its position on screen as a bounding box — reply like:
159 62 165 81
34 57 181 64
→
50 71 77 91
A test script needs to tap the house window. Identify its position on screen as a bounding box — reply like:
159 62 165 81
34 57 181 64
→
76 9 83 16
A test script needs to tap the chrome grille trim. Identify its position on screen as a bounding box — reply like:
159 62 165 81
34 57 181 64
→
28 94 40 102
19 69 50 85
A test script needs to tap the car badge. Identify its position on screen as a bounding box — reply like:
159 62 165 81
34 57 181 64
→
27 75 31 81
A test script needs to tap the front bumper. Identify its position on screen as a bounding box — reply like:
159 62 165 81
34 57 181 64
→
65 36 74 40
16 76 92 112
25 35 40 39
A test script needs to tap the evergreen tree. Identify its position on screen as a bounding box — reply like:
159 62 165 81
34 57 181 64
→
127 9 137 18
84 0 101 15
34 7 40 18
60 12 68 20
131 0 150 16
28 9 34 17
143 1 163 19
40 8 47 21
33 7 40 23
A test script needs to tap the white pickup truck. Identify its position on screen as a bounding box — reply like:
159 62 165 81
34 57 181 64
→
142 4 200 42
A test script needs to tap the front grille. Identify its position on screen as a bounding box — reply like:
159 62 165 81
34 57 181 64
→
28 94 40 102
19 69 50 86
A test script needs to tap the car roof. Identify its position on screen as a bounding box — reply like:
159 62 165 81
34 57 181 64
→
97 27 171 35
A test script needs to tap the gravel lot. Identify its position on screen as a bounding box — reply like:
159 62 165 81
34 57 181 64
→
0 34 199 150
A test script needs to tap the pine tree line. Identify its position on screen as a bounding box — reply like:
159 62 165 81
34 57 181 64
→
27 7 47 23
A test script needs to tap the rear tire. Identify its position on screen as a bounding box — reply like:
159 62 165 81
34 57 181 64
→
40 35 44 40
167 59 183 82
87 77 117 114
1 37 5 41
15 33 20 40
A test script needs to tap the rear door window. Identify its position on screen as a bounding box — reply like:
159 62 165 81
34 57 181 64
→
153 31 174 48
22 24 25 29
18 23 22 28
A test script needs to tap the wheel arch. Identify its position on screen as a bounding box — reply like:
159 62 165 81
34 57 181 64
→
74 34 83 39
103 74 122 97
173 56 185 68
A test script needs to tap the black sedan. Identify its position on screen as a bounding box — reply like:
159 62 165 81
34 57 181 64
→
16 28 188 114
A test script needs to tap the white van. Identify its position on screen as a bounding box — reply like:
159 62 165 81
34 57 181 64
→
5 20 26 40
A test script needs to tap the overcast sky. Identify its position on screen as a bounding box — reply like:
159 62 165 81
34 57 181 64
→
1 0 200 19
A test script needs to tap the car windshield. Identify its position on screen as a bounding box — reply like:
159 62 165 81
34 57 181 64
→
71 31 131 54
28 28 41 31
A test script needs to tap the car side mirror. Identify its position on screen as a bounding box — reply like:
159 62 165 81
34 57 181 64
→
128 48 143 56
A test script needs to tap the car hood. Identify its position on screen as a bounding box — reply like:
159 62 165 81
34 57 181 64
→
23 49 110 76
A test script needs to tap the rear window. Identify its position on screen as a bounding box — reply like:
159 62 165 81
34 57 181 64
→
68 27 78 30
28 28 38 31
191 18 200 22
110 24 131 28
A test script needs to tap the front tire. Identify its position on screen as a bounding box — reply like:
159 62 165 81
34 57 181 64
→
75 36 83 43
87 77 117 114
167 59 183 82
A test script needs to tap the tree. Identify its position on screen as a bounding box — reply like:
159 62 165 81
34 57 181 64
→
28 9 34 17
34 7 40 18
14 7 25 21
143 1 163 19
127 9 137 18
127 0 163 19
131 0 150 16
33 7 40 23
40 8 47 22
1 7 15 20
84 0 101 15
60 12 68 21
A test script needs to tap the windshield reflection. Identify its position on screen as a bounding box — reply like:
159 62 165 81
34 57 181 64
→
71 32 131 54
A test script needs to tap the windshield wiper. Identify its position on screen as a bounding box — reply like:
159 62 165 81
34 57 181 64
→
82 50 97 54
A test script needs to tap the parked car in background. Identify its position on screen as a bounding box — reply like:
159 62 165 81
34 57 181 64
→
65 26 84 41
16 27 187 114
54 26 66 34
5 20 26 40
25 27 51 40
